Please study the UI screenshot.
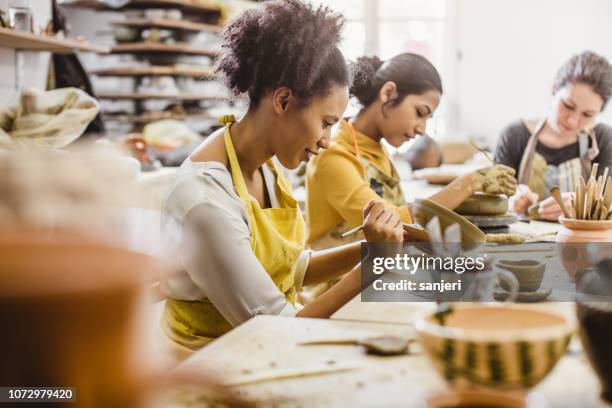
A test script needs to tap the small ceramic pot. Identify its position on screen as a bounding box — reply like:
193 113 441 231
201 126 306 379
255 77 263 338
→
576 259 612 404
497 260 545 292
556 218 612 281
415 305 573 392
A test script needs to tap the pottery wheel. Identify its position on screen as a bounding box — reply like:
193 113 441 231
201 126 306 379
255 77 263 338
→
463 214 518 228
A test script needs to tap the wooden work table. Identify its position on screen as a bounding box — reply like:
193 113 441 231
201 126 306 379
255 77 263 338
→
169 166 604 406
175 314 602 407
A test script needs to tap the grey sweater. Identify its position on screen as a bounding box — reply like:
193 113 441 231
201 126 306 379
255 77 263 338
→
494 120 612 177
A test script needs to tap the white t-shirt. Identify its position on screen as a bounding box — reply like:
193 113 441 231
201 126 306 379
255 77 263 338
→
160 138 309 327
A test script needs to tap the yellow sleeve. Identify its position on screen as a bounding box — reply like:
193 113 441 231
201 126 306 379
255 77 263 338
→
312 149 411 228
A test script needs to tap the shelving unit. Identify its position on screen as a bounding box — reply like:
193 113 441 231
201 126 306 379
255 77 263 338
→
61 0 232 132
104 111 212 124
0 27 109 54
109 42 219 57
97 92 220 101
112 18 222 33
61 0 222 17
90 65 214 78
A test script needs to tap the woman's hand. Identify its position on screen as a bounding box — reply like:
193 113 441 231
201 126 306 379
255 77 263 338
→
362 200 404 243
538 192 573 221
472 164 517 196
510 184 539 214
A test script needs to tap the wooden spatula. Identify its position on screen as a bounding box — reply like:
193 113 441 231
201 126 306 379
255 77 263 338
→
550 186 571 219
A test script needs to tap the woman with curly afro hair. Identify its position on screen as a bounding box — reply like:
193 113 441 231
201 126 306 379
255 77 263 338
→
159 0 403 356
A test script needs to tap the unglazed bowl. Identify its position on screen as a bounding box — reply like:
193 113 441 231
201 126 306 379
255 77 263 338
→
415 305 573 391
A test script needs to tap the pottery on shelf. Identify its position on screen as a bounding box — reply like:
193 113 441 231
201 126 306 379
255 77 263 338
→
455 193 509 216
415 305 573 392
496 259 545 292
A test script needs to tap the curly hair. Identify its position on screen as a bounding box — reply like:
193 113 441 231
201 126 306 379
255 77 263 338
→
215 0 349 107
350 53 442 109
554 50 612 110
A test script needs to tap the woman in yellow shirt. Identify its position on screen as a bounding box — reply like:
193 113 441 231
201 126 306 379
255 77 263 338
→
307 54 517 250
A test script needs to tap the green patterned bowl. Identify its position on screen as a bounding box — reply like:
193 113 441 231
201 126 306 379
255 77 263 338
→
415 305 573 390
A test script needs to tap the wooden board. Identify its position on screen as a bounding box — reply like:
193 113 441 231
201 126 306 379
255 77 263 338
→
174 314 599 407
97 92 221 101
113 18 221 33
90 65 214 78
332 298 436 325
0 27 109 54
109 42 219 57
61 0 221 15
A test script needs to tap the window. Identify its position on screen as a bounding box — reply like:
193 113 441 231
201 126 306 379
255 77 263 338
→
314 0 451 139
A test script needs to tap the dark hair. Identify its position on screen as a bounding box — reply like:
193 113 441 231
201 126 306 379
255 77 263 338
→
215 0 349 107
350 53 443 111
554 50 612 110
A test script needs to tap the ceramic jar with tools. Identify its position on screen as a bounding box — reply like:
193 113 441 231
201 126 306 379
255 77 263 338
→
555 164 612 243
554 165 612 280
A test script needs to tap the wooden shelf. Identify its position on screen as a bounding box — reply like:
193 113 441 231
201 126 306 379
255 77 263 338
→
90 65 214 78
61 0 221 15
113 18 222 33
109 42 219 57
104 111 212 123
98 92 222 101
0 27 109 54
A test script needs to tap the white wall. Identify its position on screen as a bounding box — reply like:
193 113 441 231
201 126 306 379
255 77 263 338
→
0 0 52 105
455 0 612 144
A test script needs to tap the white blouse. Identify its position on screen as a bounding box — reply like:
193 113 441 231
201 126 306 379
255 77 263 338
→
160 141 309 327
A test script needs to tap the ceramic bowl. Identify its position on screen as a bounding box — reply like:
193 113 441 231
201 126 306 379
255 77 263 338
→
497 260 545 292
0 229 157 406
412 198 486 245
455 193 509 216
556 217 612 243
415 305 573 391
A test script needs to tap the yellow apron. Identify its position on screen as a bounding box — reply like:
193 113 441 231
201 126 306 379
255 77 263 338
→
163 115 306 350
306 121 408 300
309 120 408 250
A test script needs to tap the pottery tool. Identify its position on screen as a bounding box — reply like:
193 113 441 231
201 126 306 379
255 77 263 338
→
549 186 571 219
470 140 496 165
604 178 612 208
299 335 413 356
224 363 361 387
567 165 611 220
340 222 429 241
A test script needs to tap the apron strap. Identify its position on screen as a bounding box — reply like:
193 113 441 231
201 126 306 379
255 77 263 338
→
345 120 361 158
221 115 250 200
578 128 600 179
517 119 546 185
